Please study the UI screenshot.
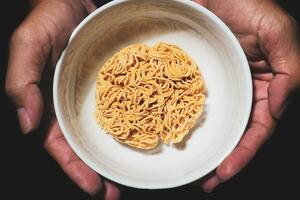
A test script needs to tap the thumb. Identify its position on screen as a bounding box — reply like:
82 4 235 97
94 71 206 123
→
263 16 300 119
268 74 300 119
5 25 51 134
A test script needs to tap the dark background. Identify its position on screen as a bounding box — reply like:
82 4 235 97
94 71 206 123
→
1 1 299 199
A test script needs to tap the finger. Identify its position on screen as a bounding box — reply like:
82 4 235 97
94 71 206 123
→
202 99 275 192
268 73 300 119
5 24 50 133
103 180 121 200
216 99 275 182
5 0 94 134
81 0 97 13
253 79 269 101
252 72 273 82
249 60 271 73
202 81 273 192
258 12 300 118
206 127 267 191
236 34 269 68
44 119 102 196
201 174 221 193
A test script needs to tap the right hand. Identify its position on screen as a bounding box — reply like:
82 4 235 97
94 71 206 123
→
195 0 300 192
5 0 120 199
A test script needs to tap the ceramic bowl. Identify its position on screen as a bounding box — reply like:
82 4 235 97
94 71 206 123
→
53 0 252 189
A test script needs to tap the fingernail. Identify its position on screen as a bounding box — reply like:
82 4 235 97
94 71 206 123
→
17 108 32 134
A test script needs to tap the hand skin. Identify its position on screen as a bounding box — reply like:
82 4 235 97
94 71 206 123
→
5 0 120 199
5 0 300 197
195 0 300 192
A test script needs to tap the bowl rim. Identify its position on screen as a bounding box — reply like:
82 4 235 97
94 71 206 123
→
53 0 253 189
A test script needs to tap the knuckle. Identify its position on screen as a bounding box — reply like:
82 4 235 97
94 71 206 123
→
258 14 298 51
10 25 37 47
217 164 233 182
5 81 23 99
274 13 298 38
284 15 296 27
281 15 297 32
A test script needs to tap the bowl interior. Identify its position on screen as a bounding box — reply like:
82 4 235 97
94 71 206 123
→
54 0 252 189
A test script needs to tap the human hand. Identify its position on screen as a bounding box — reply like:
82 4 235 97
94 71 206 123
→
5 0 120 198
195 0 300 192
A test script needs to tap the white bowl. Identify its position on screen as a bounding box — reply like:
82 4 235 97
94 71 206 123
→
53 0 252 189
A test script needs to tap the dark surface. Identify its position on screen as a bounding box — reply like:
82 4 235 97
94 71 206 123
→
1 0 299 199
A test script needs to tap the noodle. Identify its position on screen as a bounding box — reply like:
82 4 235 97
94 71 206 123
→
96 42 205 150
